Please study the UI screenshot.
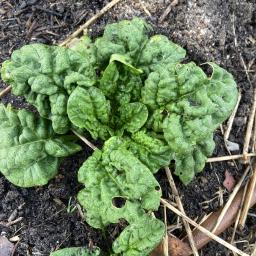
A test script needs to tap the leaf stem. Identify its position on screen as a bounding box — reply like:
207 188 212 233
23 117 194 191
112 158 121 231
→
71 129 98 151
0 85 11 98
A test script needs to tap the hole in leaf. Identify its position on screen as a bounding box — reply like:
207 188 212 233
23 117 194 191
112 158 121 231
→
112 197 126 208
155 186 161 192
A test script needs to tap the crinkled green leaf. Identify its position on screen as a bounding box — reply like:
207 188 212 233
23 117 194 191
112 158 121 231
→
0 104 81 187
142 62 238 184
0 43 96 134
118 103 148 133
95 18 151 66
113 216 165 256
139 35 186 73
67 86 111 140
50 247 100 256
68 80 146 139
99 61 142 107
78 137 164 255
70 35 97 66
78 137 161 228
128 131 172 174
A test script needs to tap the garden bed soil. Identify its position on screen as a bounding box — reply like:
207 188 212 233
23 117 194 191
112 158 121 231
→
0 0 255 255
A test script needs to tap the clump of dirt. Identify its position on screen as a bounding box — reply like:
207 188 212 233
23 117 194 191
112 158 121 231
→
0 0 255 255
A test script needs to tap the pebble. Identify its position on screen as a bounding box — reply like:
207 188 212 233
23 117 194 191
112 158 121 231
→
0 236 14 256
225 140 240 151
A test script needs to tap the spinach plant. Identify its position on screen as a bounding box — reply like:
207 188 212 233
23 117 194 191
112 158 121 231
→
0 18 238 256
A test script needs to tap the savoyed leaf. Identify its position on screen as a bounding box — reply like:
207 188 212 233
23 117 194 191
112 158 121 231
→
0 43 96 134
139 35 186 73
78 137 161 228
70 35 97 66
95 18 151 66
118 102 148 133
50 247 100 256
78 137 164 255
113 216 165 256
99 61 142 106
128 131 172 174
142 62 238 184
0 104 81 187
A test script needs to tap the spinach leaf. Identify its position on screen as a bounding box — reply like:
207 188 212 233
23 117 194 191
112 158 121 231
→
142 62 238 184
50 247 100 256
1 44 96 134
0 104 81 187
77 137 164 255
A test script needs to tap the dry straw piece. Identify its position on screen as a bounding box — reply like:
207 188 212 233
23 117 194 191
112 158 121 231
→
161 198 250 256
165 167 199 256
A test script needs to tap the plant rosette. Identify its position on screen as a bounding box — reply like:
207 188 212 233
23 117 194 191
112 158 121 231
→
0 18 238 256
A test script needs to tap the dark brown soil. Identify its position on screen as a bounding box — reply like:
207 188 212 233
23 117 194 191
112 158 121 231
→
0 0 255 255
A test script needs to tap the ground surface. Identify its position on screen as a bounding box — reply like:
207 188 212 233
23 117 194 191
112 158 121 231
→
0 0 255 255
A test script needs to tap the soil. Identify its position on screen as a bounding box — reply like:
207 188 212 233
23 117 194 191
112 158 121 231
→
0 0 255 255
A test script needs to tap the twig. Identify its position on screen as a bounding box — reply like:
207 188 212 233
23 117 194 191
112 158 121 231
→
60 0 123 47
239 162 256 228
0 85 11 98
161 198 250 256
211 165 251 234
11 240 20 256
159 0 179 23
224 92 242 141
165 167 199 256
243 89 256 163
71 129 97 151
76 203 85 220
138 0 151 17
163 205 168 256
253 113 256 152
4 217 23 227
252 244 256 256
207 153 256 163
230 182 248 256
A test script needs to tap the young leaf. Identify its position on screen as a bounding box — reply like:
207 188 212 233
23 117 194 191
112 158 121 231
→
113 216 165 256
0 43 96 134
50 247 100 256
0 104 81 187
118 102 148 133
67 86 111 140
99 61 142 106
110 54 143 75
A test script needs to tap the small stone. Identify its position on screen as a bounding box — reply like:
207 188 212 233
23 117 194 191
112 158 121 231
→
226 140 240 151
0 236 14 256
200 177 208 185
19 1 27 9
